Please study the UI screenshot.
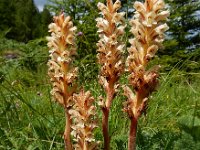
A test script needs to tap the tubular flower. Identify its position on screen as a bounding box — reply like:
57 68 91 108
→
96 0 126 109
47 12 78 107
69 89 99 150
123 0 169 119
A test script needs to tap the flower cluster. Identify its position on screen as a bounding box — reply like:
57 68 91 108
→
47 12 78 107
46 1 170 149
96 1 126 149
69 89 99 150
123 0 169 119
96 0 126 108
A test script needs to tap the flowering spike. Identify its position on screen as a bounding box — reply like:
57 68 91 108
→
125 0 169 117
96 0 126 149
47 12 77 107
69 89 99 150
124 0 169 149
47 12 78 150
96 0 125 109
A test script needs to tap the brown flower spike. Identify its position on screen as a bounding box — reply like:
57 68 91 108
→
123 0 169 149
47 12 77 150
69 89 99 150
96 0 125 149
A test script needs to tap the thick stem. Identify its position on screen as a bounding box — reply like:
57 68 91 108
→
128 117 138 150
102 84 114 150
83 139 87 150
102 107 110 150
64 107 72 150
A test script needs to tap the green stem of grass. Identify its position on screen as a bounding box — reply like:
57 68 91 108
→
128 117 138 150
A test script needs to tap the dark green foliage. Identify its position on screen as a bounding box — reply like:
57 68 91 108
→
39 6 52 37
0 38 48 74
0 71 4 83
19 39 49 71
164 0 200 52
150 47 200 73
154 0 200 73
0 0 52 42
0 0 15 31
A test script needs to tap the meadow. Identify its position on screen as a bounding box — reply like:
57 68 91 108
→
0 0 200 149
0 38 200 150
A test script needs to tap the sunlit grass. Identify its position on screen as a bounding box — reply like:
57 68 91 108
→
0 39 200 149
0 65 199 149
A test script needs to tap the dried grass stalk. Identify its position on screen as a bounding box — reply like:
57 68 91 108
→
122 0 169 149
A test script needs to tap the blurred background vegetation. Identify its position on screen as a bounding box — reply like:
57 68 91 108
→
0 0 200 149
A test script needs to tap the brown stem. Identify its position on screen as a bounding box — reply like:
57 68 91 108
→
128 116 138 150
102 84 114 150
64 107 72 150
102 107 110 150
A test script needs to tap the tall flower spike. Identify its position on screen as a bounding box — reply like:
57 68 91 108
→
123 0 169 150
69 89 99 150
96 0 126 149
47 12 77 150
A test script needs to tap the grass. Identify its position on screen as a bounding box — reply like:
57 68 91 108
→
0 67 200 149
0 39 200 149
